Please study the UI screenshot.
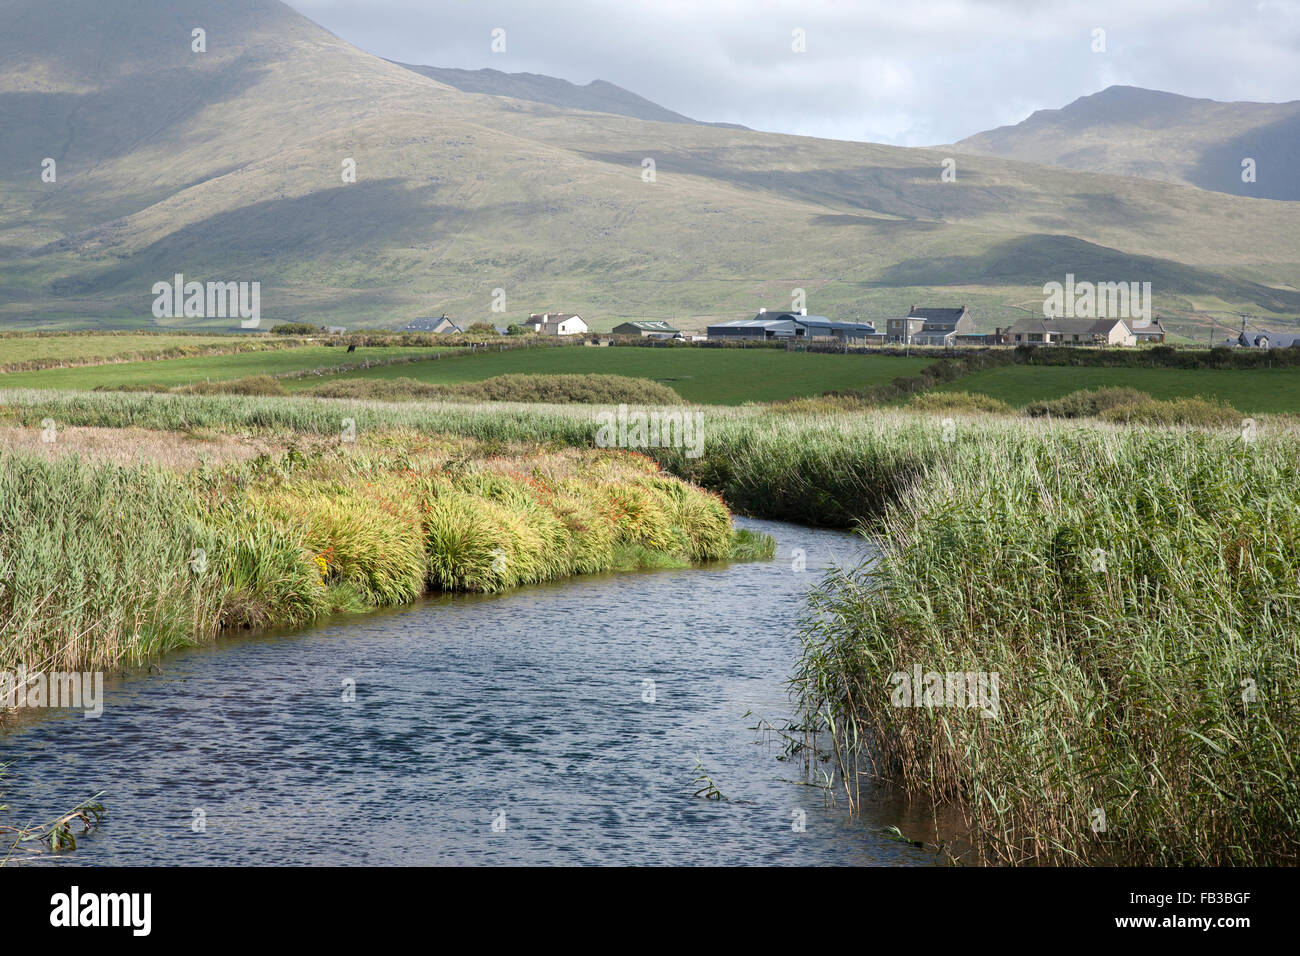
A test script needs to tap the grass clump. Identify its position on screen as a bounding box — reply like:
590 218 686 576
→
0 454 225 673
1023 386 1148 418
1096 394 1243 428
908 390 1012 415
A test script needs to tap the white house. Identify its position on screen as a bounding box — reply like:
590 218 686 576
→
529 312 588 335
1006 317 1136 347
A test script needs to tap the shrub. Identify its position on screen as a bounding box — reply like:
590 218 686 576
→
1023 386 1147 418
1097 394 1242 427
908 390 1012 414
269 323 317 336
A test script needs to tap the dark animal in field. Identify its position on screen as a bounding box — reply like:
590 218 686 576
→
346 343 356 353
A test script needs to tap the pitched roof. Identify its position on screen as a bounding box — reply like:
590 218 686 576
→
908 306 968 321
616 320 679 332
711 317 799 328
710 314 875 333
400 316 461 332
1008 318 1129 335
1238 330 1300 348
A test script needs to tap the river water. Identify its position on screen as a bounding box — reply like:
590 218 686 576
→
2 518 943 866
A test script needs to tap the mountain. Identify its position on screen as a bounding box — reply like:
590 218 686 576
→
955 85 1300 201
393 63 747 129
1 0 1299 339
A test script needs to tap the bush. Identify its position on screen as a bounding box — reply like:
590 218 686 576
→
1023 386 1147 418
1097 394 1242 427
908 390 1012 414
269 323 317 336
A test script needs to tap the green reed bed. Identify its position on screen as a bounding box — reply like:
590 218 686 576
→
786 418 1300 865
0 430 765 675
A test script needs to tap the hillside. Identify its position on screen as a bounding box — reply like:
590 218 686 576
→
1 0 1299 339
955 85 1300 201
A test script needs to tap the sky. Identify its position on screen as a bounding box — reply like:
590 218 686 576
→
289 0 1300 146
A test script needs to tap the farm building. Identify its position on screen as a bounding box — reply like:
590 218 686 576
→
887 305 976 346
612 320 681 338
1230 330 1300 349
707 310 876 343
1131 319 1166 343
1007 317 1136 346
528 312 588 335
400 315 462 334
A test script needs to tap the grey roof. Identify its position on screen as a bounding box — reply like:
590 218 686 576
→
709 314 875 333
711 317 798 328
908 306 968 321
1009 318 1129 335
1237 330 1300 348
796 316 876 331
615 320 679 332
400 316 461 332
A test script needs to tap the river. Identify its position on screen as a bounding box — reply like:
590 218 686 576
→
2 518 944 866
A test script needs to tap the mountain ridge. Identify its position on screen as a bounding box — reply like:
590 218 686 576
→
955 84 1300 201
393 62 748 130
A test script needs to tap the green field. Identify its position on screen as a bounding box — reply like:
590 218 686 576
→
282 347 935 405
0 346 444 390
935 363 1300 414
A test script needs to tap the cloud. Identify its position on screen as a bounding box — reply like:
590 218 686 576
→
288 0 1300 145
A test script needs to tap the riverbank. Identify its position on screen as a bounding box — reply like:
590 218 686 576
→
0 425 772 677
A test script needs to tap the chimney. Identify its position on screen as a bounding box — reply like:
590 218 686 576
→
800 308 807 316
758 307 767 314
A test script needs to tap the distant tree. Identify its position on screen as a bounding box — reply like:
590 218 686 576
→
505 324 528 336
466 322 497 334
269 322 316 335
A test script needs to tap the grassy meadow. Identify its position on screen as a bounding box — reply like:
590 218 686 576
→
0 345 446 391
280 345 936 405
0 331 304 372
935 363 1300 414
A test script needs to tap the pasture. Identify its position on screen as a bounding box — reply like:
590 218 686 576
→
282 345 935 405
934 363 1300 414
0 346 444 391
